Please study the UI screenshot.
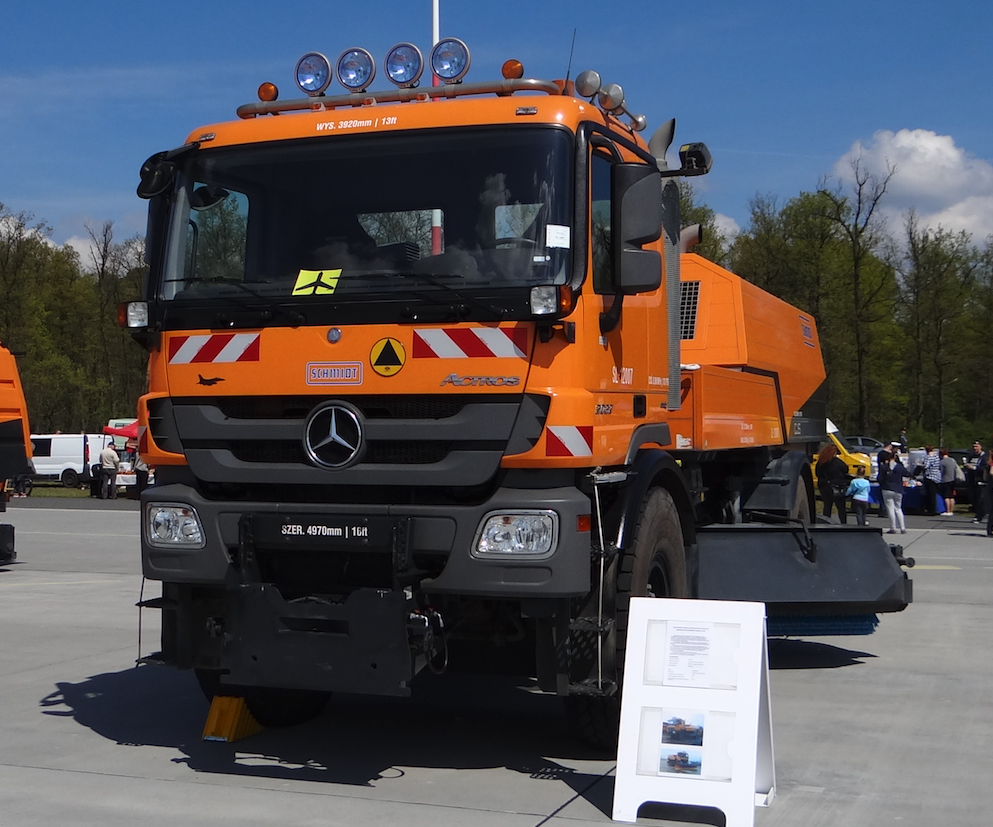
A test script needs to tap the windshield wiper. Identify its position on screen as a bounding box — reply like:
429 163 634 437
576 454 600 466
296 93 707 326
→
172 276 306 325
349 271 506 320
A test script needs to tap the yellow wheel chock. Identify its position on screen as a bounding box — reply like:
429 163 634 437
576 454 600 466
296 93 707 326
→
202 695 263 742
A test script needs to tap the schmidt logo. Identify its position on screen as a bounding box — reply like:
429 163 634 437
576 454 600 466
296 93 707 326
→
304 402 364 469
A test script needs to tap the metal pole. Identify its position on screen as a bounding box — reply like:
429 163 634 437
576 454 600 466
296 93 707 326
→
431 0 443 255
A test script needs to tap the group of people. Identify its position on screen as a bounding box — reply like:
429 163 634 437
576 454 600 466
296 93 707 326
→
817 437 993 538
817 442 913 533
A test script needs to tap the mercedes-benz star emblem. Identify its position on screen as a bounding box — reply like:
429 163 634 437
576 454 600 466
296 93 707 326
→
304 403 363 469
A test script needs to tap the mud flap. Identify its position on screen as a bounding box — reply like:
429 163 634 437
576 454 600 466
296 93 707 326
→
695 524 912 618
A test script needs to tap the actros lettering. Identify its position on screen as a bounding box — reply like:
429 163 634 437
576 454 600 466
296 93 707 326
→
440 374 521 387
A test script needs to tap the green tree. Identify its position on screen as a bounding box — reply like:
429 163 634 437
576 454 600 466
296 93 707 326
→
896 212 979 445
816 157 900 434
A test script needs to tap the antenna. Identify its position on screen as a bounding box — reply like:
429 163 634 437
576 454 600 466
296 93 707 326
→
564 28 577 84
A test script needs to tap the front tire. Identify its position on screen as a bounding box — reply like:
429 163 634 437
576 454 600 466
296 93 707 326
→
565 488 687 750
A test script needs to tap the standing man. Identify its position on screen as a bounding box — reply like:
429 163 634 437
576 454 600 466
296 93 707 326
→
965 440 986 522
938 448 958 516
99 441 120 500
921 445 942 517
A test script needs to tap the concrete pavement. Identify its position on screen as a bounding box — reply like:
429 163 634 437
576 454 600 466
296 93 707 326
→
0 503 989 826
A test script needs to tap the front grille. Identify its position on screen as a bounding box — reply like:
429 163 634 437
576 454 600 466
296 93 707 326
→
215 395 467 420
154 392 541 488
225 440 455 465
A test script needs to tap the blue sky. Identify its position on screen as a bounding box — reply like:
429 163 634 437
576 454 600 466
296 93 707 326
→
2 1 991 259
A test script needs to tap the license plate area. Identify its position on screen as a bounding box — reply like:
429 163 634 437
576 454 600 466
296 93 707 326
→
247 513 393 550
240 513 403 598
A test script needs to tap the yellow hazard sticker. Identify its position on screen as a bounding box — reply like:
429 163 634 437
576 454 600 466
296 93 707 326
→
370 337 406 376
292 269 341 296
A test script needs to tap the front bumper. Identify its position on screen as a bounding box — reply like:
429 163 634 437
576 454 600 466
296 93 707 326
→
141 482 592 598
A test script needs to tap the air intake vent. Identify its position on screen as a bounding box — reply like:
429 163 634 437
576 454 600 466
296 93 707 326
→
679 281 701 340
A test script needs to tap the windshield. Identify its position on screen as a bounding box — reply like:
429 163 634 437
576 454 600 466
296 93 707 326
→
157 126 572 317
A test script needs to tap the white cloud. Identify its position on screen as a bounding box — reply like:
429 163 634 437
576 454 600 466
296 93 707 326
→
832 129 993 241
713 212 741 241
65 235 100 267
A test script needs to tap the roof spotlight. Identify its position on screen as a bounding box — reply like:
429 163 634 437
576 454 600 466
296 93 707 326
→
597 83 625 112
574 70 601 99
430 38 471 83
385 43 424 88
337 47 376 92
295 52 332 96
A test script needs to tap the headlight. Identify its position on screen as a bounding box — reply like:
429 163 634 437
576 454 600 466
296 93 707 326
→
117 301 148 329
295 52 332 96
529 285 573 316
530 286 558 315
385 43 423 87
430 38 470 83
146 504 205 548
336 48 376 91
473 511 558 558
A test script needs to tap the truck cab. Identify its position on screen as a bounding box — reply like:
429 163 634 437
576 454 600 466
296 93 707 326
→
122 41 911 747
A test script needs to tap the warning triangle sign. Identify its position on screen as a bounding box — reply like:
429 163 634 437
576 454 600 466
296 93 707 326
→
375 340 402 366
370 337 406 376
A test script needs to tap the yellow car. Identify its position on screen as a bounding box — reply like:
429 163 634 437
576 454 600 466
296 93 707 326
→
811 418 872 487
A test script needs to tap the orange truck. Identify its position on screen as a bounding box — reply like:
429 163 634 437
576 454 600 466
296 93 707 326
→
122 41 911 745
0 342 32 562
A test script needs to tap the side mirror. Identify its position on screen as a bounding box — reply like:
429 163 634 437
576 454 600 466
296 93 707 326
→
677 142 713 177
137 152 177 199
612 163 662 294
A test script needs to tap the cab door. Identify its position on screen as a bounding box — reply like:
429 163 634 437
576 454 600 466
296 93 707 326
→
584 144 664 461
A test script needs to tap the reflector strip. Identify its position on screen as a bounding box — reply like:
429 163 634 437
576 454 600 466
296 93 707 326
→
168 333 261 364
412 327 527 358
546 425 593 457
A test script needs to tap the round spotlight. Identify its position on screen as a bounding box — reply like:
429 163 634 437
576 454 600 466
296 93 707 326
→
597 83 625 112
337 47 376 91
574 70 601 98
257 82 279 102
385 42 424 87
295 52 332 96
430 38 471 83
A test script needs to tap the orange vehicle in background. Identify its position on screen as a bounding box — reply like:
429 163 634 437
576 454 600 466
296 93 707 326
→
121 40 911 746
0 342 32 562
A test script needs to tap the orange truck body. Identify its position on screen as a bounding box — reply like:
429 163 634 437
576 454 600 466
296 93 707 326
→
125 45 909 734
0 343 31 561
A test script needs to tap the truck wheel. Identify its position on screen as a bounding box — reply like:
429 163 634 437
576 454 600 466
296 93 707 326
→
61 469 79 488
565 488 687 751
195 668 330 728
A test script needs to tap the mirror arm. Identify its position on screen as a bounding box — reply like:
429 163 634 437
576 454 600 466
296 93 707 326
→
599 292 624 335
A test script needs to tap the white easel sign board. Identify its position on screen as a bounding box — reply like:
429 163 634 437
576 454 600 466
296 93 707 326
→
612 598 775 826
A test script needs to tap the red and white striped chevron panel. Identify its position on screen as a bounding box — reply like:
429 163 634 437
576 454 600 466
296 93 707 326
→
168 333 261 364
412 327 527 359
546 425 593 457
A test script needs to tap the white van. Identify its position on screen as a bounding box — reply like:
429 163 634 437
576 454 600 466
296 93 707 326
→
29 433 113 487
